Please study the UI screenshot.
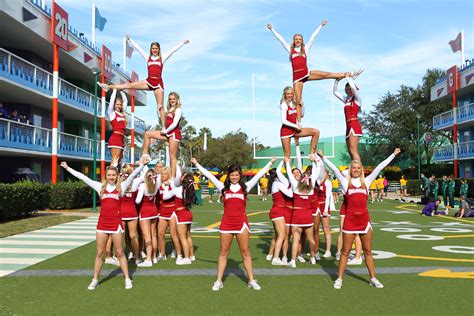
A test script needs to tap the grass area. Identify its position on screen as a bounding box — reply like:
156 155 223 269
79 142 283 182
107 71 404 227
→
1 197 474 314
0 215 86 238
45 207 99 213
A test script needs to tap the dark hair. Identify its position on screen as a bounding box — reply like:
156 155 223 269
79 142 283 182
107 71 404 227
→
222 164 247 197
181 173 195 209
305 165 312 176
267 168 278 192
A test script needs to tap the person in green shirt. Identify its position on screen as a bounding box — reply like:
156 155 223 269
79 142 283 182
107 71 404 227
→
447 175 455 209
459 178 468 208
430 175 439 201
441 175 448 209
421 173 430 204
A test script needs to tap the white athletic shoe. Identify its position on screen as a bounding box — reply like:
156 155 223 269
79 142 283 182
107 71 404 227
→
171 250 177 259
87 279 99 290
271 258 283 266
97 82 109 91
212 280 223 291
333 278 343 289
128 252 134 260
370 278 384 288
176 257 192 265
104 256 120 266
176 254 183 261
157 254 167 262
288 260 297 268
335 252 341 261
309 257 316 265
135 259 143 265
137 260 153 267
266 254 273 261
296 255 306 263
190 256 196 262
152 257 158 264
348 257 363 265
141 251 147 259
351 68 364 80
281 257 288 265
323 251 332 258
315 253 321 261
248 280 262 290
125 278 133 290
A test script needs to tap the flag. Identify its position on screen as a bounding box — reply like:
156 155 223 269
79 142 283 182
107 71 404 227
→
94 6 107 31
448 32 462 53
125 39 134 58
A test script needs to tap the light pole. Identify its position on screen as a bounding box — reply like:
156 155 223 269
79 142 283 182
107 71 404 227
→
91 67 101 211
416 113 421 180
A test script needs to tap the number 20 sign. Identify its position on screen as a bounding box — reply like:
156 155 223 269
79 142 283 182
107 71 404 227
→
52 3 68 50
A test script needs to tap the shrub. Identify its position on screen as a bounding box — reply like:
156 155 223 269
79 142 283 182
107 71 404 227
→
0 181 50 219
49 181 94 210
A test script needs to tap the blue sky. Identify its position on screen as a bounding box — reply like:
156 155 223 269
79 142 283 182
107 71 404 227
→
59 0 473 148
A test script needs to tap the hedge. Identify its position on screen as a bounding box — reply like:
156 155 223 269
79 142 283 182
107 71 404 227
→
0 181 51 218
0 181 95 219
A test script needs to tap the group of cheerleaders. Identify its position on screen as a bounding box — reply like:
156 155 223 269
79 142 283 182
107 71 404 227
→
65 20 401 291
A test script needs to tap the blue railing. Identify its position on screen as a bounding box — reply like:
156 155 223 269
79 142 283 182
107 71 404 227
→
433 144 454 162
433 103 474 130
434 58 474 85
434 141 474 162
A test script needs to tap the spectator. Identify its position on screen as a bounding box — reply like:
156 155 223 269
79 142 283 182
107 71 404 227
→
399 175 408 202
430 175 439 201
447 174 455 210
10 109 20 121
420 173 430 204
383 176 389 197
455 196 472 217
208 177 215 203
458 178 468 208
332 176 340 203
421 199 442 216
376 174 384 202
259 174 269 201
0 102 9 119
369 178 377 203
193 172 202 206
441 175 448 209
19 113 28 124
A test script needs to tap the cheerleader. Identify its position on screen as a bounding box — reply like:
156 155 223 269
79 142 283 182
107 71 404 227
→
60 159 148 290
333 76 362 161
100 37 189 129
285 155 321 267
107 89 128 167
192 157 276 291
280 86 320 160
118 164 147 263
313 169 335 259
335 198 363 265
156 166 183 264
267 161 293 265
268 21 362 125
321 148 401 289
171 165 196 264
142 92 182 178
135 168 161 267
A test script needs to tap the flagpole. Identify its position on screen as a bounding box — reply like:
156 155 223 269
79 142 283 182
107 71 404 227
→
91 3 96 46
123 36 127 71
461 29 465 67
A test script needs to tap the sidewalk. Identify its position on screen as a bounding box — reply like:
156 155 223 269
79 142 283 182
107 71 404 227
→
0 216 98 277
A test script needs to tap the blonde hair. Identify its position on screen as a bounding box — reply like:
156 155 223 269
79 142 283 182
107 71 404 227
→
117 165 133 192
144 169 156 194
149 42 162 61
348 160 366 188
100 166 120 197
114 94 128 125
297 175 313 193
160 166 172 184
290 33 306 58
280 86 295 104
167 92 182 113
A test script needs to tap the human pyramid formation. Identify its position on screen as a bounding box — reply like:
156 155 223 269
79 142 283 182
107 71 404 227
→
62 20 401 291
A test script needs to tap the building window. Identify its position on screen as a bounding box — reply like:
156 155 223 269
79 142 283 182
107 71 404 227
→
33 114 42 127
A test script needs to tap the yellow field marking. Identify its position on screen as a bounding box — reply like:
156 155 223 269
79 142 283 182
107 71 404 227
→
206 210 270 229
418 269 474 279
395 204 474 224
442 234 474 239
397 254 474 263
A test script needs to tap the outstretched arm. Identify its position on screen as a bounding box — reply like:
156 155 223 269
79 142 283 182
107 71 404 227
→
126 36 149 60
61 162 101 193
275 181 293 198
107 89 117 121
346 76 361 106
163 108 182 134
305 20 326 52
131 165 148 191
246 158 276 192
174 164 182 187
120 91 128 114
135 183 145 204
120 163 146 195
366 148 400 186
333 80 345 103
162 40 189 64
311 158 322 187
280 102 299 129
295 142 303 172
285 160 298 190
321 155 349 192
276 160 289 187
192 158 224 191
267 24 291 53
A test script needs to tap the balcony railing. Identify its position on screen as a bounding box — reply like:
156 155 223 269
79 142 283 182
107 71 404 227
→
0 48 146 134
434 140 474 162
433 102 474 130
0 118 139 162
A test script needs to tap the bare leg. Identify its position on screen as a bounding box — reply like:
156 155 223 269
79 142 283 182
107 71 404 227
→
216 233 234 281
303 226 316 257
281 137 291 161
142 130 169 155
268 238 275 257
93 233 108 280
157 219 169 257
105 235 113 259
307 70 350 81
293 81 304 124
236 230 255 281
139 219 152 261
110 148 123 167
186 225 194 257
153 89 165 129
313 215 321 254
354 234 362 259
359 230 376 278
169 140 179 178
110 80 149 91
112 233 130 279
169 217 182 257
291 226 302 261
177 224 190 258
126 220 140 260
150 219 158 258
295 128 320 154
321 216 332 252
346 135 361 161
338 232 356 279
337 216 345 255
272 219 286 259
